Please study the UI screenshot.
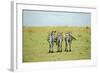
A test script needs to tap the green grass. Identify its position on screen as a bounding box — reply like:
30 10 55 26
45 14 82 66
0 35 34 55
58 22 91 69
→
22 26 91 62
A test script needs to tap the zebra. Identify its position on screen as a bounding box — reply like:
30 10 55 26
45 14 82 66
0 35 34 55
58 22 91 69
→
56 32 63 52
48 31 56 53
64 32 76 52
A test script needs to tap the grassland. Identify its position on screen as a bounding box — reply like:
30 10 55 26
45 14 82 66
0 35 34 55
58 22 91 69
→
23 26 91 62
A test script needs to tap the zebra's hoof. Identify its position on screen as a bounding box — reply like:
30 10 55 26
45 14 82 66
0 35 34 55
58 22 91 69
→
60 50 62 52
51 51 54 53
57 50 60 52
65 50 68 52
69 50 72 52
48 51 51 53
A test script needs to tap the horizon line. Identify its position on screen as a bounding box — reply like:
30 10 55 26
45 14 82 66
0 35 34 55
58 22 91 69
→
23 25 91 27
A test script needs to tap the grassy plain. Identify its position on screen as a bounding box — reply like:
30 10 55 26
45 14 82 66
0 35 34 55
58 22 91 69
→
23 26 91 62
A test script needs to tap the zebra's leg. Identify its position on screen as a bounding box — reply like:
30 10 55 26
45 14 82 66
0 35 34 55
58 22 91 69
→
51 42 54 53
59 44 61 52
49 42 53 53
60 44 62 52
57 46 59 52
49 44 51 53
65 43 68 52
69 43 71 52
57 43 60 52
59 43 62 52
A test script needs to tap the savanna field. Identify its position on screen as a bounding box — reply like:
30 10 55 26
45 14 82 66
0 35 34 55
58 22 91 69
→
23 26 91 62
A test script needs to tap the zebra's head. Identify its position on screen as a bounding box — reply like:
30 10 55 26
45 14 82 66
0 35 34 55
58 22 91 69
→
65 32 72 36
